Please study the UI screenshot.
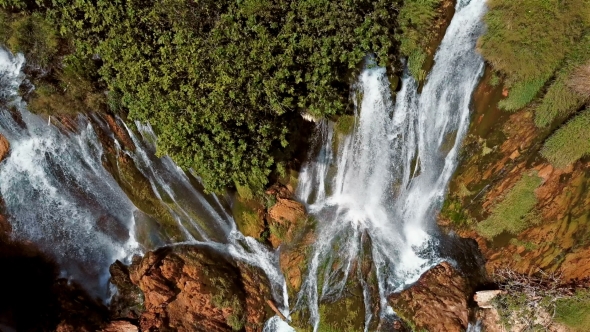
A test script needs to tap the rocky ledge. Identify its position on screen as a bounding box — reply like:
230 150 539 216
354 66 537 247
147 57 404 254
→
110 245 275 332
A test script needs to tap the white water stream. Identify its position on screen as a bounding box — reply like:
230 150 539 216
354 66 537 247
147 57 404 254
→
0 50 288 313
0 0 486 329
295 0 486 329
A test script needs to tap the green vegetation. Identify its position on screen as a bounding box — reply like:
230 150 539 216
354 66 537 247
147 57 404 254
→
476 173 542 239
534 35 590 127
479 0 590 125
555 289 590 331
479 0 589 84
440 196 471 227
541 108 590 169
37 0 400 193
396 0 444 81
335 115 355 135
0 12 58 67
497 78 544 112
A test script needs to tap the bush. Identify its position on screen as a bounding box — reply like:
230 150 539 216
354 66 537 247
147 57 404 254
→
396 0 442 80
555 290 590 331
498 78 545 112
534 34 590 127
541 108 590 168
478 0 590 84
3 13 58 67
476 173 542 239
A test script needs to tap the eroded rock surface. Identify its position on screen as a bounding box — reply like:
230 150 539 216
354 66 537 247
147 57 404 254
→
388 262 471 332
0 133 9 163
123 245 273 332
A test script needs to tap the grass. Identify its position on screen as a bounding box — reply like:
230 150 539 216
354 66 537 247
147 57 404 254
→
498 78 546 112
554 289 590 331
534 34 590 127
478 0 589 83
541 107 590 169
476 173 542 239
396 0 443 81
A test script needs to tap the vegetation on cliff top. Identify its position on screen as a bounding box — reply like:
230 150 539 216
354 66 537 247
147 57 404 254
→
478 0 590 167
1 0 444 194
541 107 590 169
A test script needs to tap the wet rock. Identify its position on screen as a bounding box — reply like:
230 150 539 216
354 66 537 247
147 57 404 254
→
0 133 9 163
101 321 139 332
123 244 273 332
109 260 144 320
388 262 471 332
267 197 306 248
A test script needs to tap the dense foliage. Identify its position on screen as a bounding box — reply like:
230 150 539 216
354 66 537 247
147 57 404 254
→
396 0 443 81
0 0 403 193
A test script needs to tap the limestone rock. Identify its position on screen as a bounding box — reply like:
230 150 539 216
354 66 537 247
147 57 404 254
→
123 245 273 332
101 321 139 332
0 134 9 163
388 262 471 332
474 290 504 309
268 198 305 226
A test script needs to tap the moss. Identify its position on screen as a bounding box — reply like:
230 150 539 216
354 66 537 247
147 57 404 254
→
476 173 543 240
335 115 355 135
555 289 590 331
232 197 266 240
498 78 546 112
440 196 472 228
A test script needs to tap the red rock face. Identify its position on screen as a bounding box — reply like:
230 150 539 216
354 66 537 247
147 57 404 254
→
0 134 9 163
388 262 471 332
124 245 273 332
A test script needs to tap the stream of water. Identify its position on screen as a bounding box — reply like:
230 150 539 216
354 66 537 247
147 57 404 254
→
295 0 486 329
0 0 486 329
0 50 288 312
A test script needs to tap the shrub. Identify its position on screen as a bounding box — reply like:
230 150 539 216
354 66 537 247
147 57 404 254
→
498 78 546 112
478 0 590 84
4 13 58 67
476 173 542 239
396 0 442 80
541 108 590 168
534 34 590 127
555 290 590 331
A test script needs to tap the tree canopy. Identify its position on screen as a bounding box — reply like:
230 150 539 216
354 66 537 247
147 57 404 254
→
0 0 400 193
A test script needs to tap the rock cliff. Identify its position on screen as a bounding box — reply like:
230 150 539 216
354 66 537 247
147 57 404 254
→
111 244 274 332
389 262 472 332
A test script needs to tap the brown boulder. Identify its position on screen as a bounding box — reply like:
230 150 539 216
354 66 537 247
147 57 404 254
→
125 245 273 332
267 198 306 248
0 134 9 163
101 321 139 332
388 262 471 332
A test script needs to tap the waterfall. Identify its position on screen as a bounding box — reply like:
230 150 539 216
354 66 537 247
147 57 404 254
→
295 0 486 328
0 49 289 313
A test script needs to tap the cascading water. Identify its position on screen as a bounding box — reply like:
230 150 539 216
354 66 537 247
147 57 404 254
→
0 48 289 315
295 0 486 328
0 52 140 298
